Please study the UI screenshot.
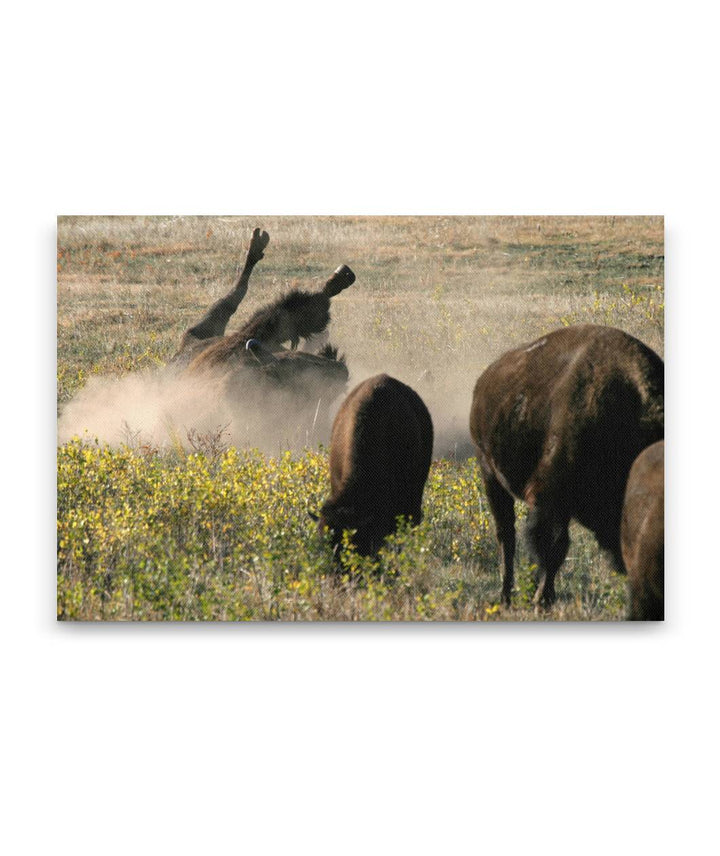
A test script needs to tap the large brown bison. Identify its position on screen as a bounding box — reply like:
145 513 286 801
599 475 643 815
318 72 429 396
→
186 264 355 373
621 441 664 620
469 324 664 608
312 374 434 557
168 228 355 445
170 228 355 372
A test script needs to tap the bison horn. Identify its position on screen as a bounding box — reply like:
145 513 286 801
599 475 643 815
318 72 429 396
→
308 510 319 522
323 265 356 297
245 338 277 366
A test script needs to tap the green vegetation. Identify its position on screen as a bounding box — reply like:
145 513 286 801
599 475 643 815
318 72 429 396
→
57 440 625 621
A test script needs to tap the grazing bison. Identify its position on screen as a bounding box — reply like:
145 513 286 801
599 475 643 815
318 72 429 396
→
469 324 664 608
621 441 664 620
313 374 434 557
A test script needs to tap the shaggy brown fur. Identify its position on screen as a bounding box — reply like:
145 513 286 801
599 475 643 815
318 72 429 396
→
229 343 348 397
241 289 332 348
315 374 434 557
469 324 664 608
621 441 664 620
161 230 355 445
188 264 355 372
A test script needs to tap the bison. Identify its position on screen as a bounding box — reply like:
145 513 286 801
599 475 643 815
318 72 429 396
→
621 441 664 621
186 264 355 373
170 228 355 370
168 228 355 446
469 324 664 608
312 374 434 557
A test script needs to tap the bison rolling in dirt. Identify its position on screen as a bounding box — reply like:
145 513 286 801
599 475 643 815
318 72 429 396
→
313 374 434 557
169 228 355 446
171 228 355 370
621 441 664 620
469 324 664 608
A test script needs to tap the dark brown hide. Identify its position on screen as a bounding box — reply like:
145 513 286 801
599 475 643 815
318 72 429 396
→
223 346 348 410
621 441 664 620
187 265 355 372
469 325 664 607
188 292 329 370
168 335 224 372
318 374 434 557
166 231 354 443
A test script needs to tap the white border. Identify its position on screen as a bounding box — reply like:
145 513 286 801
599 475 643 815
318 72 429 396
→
6 2 718 853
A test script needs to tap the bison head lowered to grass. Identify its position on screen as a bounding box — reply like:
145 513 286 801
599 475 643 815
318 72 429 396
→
469 324 664 609
622 440 664 621
170 228 355 446
312 374 434 557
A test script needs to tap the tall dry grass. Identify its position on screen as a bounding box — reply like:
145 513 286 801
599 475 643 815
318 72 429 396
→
57 215 663 455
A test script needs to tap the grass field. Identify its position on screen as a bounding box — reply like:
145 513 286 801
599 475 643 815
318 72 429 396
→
57 215 664 621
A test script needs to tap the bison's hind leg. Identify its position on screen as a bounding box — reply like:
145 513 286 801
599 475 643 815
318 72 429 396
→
525 505 570 608
482 472 516 606
185 228 270 342
629 559 664 620
593 520 626 576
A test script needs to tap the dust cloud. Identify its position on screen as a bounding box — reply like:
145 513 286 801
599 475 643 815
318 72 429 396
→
58 366 337 456
59 370 232 450
57 348 480 461
57 215 664 462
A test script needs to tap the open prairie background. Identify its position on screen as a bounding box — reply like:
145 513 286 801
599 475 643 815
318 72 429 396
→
57 215 664 621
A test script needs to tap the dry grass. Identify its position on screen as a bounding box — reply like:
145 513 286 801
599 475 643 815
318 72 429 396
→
57 215 663 403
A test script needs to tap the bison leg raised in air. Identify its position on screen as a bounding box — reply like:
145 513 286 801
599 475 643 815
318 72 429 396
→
322 264 356 298
482 470 516 606
181 227 270 346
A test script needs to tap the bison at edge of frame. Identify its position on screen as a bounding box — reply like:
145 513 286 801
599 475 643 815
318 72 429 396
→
622 440 664 621
469 323 664 611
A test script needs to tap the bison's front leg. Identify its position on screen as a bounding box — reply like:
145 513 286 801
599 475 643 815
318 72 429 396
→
482 471 516 606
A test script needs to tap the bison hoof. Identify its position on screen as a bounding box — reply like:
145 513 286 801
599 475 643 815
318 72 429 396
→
324 265 356 297
533 590 556 611
249 228 270 259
